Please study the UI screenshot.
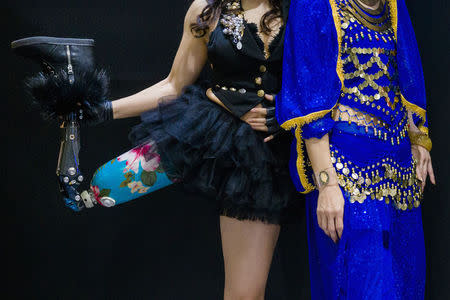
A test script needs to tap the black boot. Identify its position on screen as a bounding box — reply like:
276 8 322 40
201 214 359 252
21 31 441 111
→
11 36 110 211
11 36 96 83
11 35 111 125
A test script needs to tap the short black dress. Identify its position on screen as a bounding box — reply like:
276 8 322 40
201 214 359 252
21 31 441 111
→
129 7 301 224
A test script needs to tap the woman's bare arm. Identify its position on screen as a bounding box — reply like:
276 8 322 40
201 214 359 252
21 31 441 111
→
112 0 209 119
407 110 436 189
305 134 345 243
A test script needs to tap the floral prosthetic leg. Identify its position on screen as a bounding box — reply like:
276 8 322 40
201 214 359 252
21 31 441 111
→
89 141 174 207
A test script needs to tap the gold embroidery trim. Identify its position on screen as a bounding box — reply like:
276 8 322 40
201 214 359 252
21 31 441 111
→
330 0 345 88
279 0 348 193
401 93 428 134
389 1 428 135
280 0 409 194
388 0 398 39
281 108 338 193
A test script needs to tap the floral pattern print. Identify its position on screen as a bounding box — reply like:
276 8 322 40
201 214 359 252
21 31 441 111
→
117 142 161 174
89 140 174 206
90 185 111 202
127 181 150 194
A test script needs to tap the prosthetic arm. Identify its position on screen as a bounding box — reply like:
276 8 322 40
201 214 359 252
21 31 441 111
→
56 112 87 211
11 36 175 211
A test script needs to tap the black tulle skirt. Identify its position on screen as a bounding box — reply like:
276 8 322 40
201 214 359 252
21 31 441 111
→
128 84 301 224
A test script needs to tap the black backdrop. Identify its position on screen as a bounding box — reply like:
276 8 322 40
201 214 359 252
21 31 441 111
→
4 0 449 299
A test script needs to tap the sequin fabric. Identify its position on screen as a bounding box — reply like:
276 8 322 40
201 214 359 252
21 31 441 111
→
306 186 425 299
279 0 427 299
328 0 423 210
276 0 428 193
292 0 424 209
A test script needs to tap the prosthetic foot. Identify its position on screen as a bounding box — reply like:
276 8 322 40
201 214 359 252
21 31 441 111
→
11 36 103 211
12 36 175 211
11 36 95 79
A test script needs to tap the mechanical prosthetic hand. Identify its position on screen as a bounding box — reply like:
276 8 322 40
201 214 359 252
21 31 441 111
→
11 36 175 211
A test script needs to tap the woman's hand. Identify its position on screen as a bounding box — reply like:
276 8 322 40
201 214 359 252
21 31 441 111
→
241 94 281 142
317 184 345 243
304 134 343 243
411 144 436 191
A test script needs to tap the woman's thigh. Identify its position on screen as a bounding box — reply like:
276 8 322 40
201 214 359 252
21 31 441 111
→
220 216 280 299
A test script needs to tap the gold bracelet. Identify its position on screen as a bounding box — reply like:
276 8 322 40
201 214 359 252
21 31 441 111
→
408 130 432 152
313 167 338 190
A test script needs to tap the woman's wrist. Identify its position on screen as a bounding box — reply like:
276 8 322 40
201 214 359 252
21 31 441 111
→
313 166 339 191
408 130 432 152
111 100 119 120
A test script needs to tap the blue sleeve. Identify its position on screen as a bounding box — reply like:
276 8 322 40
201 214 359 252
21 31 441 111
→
275 0 342 193
301 112 335 139
275 0 341 130
396 0 428 133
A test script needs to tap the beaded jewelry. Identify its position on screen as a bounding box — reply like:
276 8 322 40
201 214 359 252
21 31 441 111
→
409 131 432 152
220 1 245 50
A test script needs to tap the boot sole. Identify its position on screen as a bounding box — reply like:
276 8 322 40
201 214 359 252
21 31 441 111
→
11 36 94 49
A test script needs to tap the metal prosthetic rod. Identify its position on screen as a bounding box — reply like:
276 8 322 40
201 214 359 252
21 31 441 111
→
56 112 96 211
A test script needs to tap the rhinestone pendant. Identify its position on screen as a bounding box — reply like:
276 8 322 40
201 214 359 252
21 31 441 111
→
236 41 242 50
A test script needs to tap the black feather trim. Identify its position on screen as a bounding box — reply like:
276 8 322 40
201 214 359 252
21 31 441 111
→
25 68 110 122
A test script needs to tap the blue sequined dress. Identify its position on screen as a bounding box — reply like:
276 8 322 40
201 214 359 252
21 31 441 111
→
276 0 427 299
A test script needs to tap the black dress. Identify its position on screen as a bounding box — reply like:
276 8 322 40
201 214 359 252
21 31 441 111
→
128 5 300 224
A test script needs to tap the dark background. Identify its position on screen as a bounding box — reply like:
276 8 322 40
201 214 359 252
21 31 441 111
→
4 0 449 299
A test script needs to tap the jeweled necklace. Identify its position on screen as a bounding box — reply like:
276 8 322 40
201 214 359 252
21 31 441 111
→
343 0 391 32
220 1 245 50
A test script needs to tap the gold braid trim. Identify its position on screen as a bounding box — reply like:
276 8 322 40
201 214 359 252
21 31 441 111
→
409 130 432 152
418 125 429 135
401 93 428 134
330 0 345 88
388 0 398 39
281 109 338 194
279 0 345 194
390 1 428 135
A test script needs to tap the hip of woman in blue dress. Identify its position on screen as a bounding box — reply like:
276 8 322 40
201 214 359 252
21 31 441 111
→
304 0 436 245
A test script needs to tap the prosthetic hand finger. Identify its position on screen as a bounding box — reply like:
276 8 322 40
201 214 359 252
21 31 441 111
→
89 141 176 207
